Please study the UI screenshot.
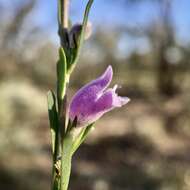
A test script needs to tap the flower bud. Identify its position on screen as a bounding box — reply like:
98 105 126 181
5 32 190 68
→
69 22 92 48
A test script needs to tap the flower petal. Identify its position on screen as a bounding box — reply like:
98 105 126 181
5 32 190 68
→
75 65 112 99
69 65 130 127
111 86 130 107
69 90 113 126
69 65 113 121
94 88 130 112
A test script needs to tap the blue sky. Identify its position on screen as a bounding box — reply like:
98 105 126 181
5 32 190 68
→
33 0 190 44
1 0 190 45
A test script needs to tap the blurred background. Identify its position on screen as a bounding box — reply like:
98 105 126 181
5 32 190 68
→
0 0 190 189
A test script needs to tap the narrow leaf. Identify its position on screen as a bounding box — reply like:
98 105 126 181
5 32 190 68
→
58 0 62 26
79 123 94 144
66 117 77 134
72 123 94 154
47 90 59 154
60 133 73 190
69 0 94 73
57 47 67 101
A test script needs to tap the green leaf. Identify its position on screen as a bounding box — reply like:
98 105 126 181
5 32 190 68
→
68 0 94 74
58 0 62 26
57 47 67 101
60 133 73 190
47 90 59 155
65 117 77 134
79 123 94 143
71 123 94 154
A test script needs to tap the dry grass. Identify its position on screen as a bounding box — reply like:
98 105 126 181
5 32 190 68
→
0 77 190 190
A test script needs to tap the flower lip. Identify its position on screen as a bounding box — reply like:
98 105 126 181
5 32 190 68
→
111 84 130 107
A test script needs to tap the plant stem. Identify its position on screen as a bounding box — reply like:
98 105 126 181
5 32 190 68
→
58 0 69 29
56 1 71 190
60 135 73 190
63 0 69 28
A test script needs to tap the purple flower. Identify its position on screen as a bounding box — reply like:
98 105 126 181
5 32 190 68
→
69 65 130 127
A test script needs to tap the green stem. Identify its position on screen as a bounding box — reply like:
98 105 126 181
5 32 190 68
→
52 175 60 190
60 157 71 190
60 134 73 190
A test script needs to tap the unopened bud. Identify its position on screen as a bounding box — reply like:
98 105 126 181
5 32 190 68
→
69 22 92 48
